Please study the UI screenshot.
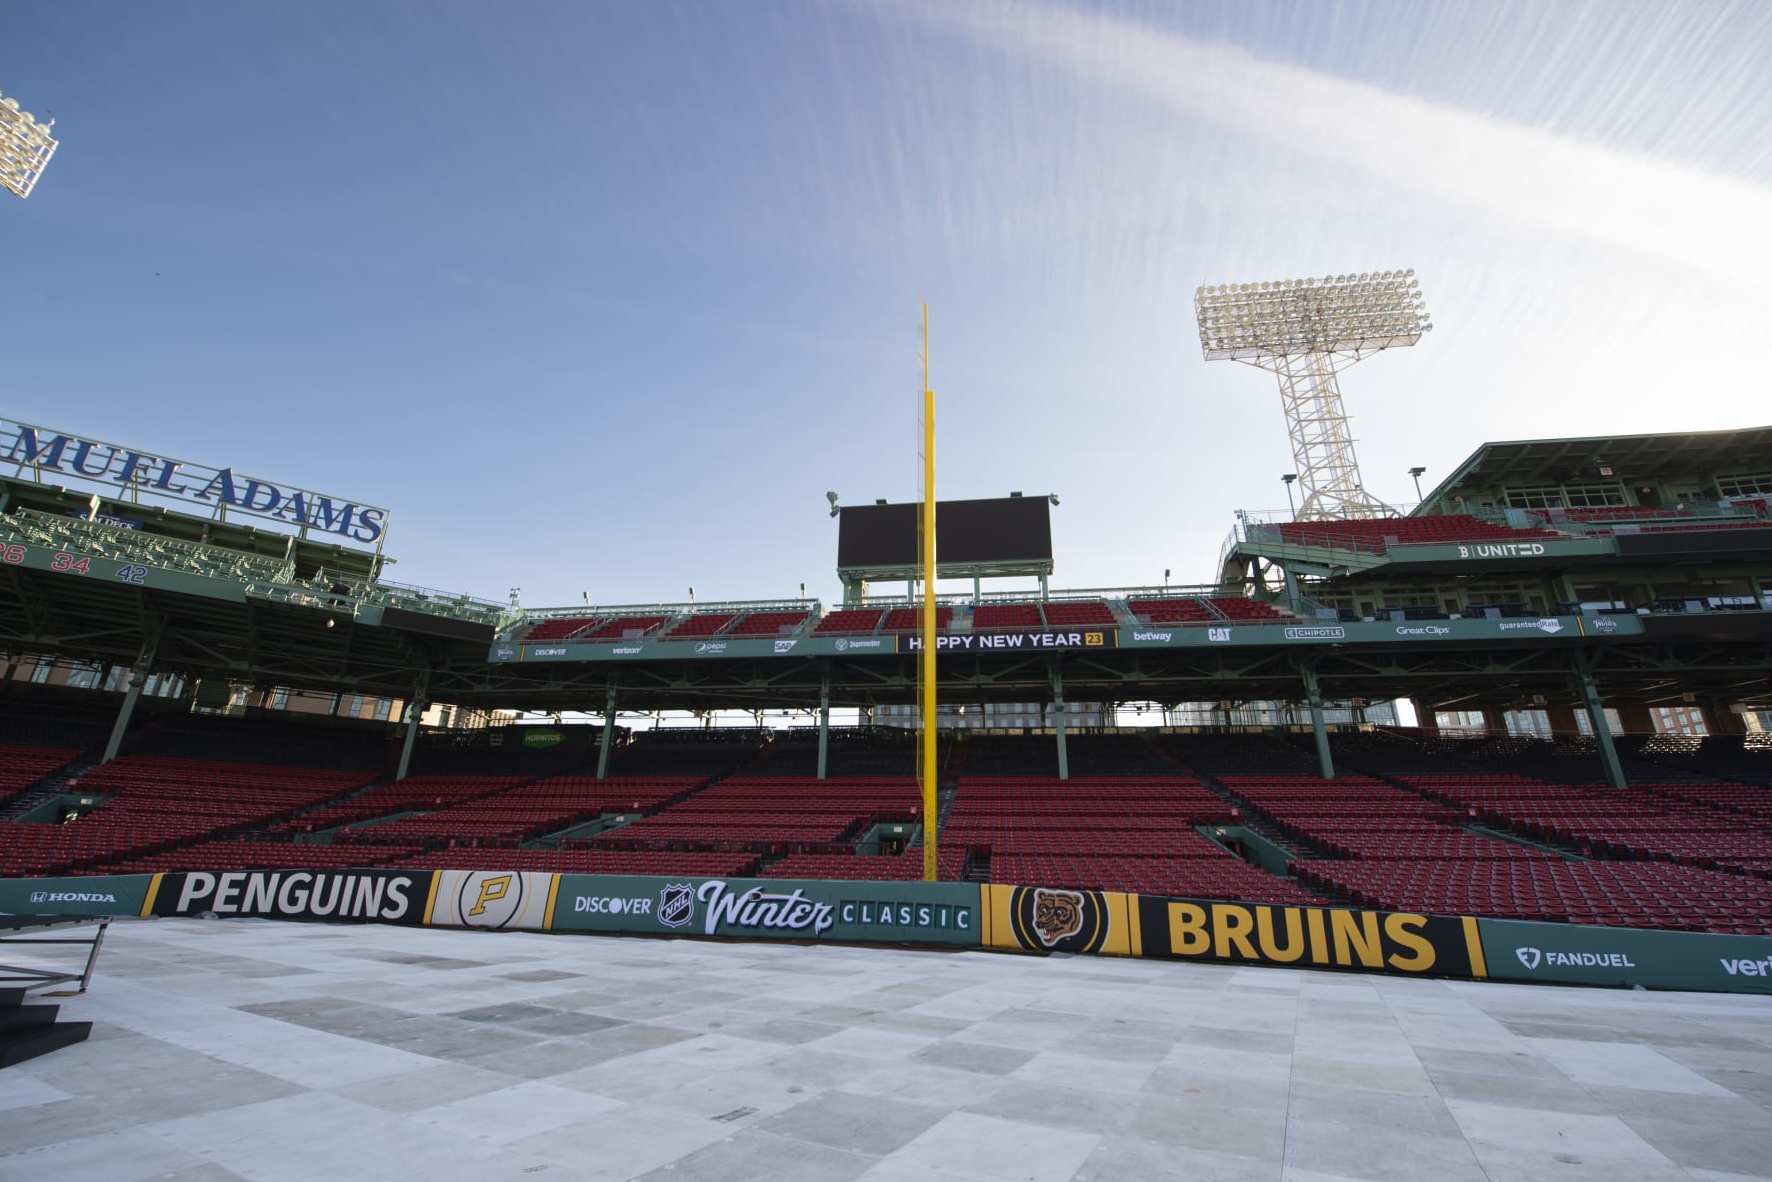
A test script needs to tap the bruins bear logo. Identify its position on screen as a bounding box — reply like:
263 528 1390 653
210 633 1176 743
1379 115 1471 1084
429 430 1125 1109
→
1007 885 1108 953
1031 888 1085 947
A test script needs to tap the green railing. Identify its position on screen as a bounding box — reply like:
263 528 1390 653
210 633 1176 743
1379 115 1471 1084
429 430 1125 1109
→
5 509 510 629
7 509 297 583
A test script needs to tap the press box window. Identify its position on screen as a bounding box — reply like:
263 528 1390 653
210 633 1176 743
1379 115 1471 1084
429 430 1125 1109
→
1717 473 1772 498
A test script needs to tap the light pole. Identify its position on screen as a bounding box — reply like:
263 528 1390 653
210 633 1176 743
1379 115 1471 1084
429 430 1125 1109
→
1408 466 1427 503
1281 474 1298 518
0 88 58 200
1196 270 1433 520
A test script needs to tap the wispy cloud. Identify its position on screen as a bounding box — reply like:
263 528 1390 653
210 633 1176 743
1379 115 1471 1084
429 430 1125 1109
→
906 1 1772 292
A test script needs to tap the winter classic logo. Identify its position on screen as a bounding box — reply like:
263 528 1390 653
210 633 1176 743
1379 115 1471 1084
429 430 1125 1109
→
693 881 834 937
1007 885 1111 954
657 883 696 929
457 872 524 930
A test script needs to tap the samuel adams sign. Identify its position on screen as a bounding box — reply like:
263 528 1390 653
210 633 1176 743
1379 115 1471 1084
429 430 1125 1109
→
1 418 390 545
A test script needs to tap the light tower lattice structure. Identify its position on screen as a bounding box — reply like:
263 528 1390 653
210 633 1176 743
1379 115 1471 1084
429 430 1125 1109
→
1 88 59 200
1195 271 1431 520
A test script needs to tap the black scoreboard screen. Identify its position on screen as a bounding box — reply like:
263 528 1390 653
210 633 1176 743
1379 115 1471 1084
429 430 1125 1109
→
836 496 1053 568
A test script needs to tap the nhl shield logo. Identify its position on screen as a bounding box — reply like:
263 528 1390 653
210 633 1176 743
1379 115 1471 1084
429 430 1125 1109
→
658 883 696 929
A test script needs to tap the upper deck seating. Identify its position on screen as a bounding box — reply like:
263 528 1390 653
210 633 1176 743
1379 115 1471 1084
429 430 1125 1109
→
1040 600 1116 628
880 607 955 633
522 616 601 642
971 602 1043 631
1209 598 1286 621
1127 597 1216 624
583 615 670 641
662 613 737 639
1272 515 1558 553
727 610 812 637
813 609 884 636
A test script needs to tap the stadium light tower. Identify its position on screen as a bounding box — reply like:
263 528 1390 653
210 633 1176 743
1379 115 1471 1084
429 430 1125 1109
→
1195 270 1432 520
0 88 59 200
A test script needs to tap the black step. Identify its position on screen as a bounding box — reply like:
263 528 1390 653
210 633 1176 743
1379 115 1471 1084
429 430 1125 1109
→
0 1004 59 1033
0 988 27 1010
0 1021 91 1068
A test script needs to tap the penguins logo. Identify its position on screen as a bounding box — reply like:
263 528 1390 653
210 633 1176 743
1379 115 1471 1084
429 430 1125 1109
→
457 872 524 929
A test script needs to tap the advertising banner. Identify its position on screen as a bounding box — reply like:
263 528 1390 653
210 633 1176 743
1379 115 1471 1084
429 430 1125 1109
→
551 875 981 946
150 869 435 926
498 614 1647 664
1391 539 1616 564
980 884 1137 956
1478 919 1772 994
1117 615 1642 650
1134 896 1486 979
904 629 1115 654
0 874 152 917
427 870 557 931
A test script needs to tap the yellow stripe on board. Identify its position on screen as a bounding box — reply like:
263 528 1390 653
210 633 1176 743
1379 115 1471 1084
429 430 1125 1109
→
1126 893 1143 959
1462 916 1488 978
139 873 163 917
422 871 444 926
543 874 561 931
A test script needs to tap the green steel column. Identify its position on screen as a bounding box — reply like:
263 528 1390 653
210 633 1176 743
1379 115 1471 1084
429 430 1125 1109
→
1051 662 1069 781
395 670 428 782
102 629 161 764
597 681 618 781
1574 653 1627 791
1300 663 1335 780
816 668 831 782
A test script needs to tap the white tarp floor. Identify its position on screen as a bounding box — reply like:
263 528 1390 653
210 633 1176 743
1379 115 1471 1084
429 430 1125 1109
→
1 917 1770 1181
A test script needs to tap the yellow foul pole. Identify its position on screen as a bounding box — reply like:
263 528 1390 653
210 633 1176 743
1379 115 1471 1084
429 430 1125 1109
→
920 304 938 882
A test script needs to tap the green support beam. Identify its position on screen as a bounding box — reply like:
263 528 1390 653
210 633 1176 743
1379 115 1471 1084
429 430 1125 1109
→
816 667 831 782
1574 653 1628 791
395 669 428 782
1051 662 1069 781
102 625 162 764
596 681 618 781
1300 662 1335 780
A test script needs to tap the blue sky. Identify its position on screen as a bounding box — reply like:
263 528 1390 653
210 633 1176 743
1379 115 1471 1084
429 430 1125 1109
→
5 1 1771 609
